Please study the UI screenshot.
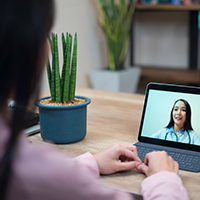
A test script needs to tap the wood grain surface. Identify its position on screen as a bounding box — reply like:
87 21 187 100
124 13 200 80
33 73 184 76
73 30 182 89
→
30 88 200 199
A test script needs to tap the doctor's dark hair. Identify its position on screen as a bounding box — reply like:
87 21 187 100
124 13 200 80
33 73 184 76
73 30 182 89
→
166 99 193 131
0 0 54 199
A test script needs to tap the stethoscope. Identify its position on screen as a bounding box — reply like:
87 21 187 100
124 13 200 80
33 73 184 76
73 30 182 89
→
164 129 191 144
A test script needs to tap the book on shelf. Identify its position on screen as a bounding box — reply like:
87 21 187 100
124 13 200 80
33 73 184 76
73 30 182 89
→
140 0 199 4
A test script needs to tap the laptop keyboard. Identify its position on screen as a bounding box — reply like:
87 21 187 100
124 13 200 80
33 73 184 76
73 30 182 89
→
136 146 200 172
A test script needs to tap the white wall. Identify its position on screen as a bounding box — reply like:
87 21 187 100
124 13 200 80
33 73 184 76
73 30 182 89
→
40 1 193 96
40 0 105 96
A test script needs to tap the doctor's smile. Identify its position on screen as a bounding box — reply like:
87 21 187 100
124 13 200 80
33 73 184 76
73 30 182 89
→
175 117 182 121
173 101 186 129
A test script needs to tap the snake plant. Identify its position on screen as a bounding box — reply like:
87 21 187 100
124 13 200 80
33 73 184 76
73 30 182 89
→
99 0 136 71
47 32 77 103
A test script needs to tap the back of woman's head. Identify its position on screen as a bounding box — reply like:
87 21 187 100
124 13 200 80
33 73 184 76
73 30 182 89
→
0 0 54 108
0 0 54 199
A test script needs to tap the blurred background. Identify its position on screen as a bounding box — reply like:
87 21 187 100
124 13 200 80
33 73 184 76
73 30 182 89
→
40 0 200 95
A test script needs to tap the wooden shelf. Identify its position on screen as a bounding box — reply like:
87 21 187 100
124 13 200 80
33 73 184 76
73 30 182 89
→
141 67 200 84
136 4 200 11
132 5 200 83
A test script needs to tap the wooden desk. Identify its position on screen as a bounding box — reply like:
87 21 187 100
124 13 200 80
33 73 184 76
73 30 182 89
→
30 88 200 199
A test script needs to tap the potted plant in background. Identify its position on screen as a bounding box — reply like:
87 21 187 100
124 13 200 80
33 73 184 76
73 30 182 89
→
89 0 141 93
35 32 91 144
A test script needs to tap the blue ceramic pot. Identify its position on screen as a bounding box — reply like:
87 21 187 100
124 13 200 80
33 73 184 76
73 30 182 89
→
35 96 91 144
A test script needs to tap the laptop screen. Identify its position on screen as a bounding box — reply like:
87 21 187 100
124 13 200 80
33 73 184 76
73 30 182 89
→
138 83 200 151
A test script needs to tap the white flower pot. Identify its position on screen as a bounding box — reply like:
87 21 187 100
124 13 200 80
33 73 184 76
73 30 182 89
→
89 67 141 93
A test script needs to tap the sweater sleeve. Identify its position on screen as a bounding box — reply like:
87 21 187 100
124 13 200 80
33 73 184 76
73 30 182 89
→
141 171 189 200
74 152 100 178
11 136 134 200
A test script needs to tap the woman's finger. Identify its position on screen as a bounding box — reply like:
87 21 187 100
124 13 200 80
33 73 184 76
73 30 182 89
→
136 163 148 175
116 161 138 171
122 145 138 154
143 152 151 165
119 146 141 162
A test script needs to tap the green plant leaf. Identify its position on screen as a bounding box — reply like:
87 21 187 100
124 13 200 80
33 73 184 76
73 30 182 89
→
46 32 78 104
46 59 52 95
69 33 77 101
61 32 69 100
98 0 136 71
62 32 66 60
54 34 61 102
51 33 56 101
63 34 72 102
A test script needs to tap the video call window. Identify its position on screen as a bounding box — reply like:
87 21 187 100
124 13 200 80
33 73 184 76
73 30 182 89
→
141 89 200 146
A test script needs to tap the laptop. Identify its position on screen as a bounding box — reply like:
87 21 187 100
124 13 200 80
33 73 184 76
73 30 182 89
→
134 82 200 172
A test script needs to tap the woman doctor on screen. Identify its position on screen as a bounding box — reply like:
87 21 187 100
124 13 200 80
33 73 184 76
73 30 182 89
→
151 99 200 145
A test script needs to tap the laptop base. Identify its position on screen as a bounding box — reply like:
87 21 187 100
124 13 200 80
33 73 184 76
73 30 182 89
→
134 142 200 172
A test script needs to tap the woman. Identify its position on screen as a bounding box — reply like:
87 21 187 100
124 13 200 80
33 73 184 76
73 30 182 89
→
0 0 188 199
152 99 200 145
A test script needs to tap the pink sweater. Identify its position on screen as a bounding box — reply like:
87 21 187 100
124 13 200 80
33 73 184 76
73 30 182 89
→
0 116 189 200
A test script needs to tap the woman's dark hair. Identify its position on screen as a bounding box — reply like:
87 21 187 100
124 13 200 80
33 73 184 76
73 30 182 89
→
166 99 193 131
0 0 54 199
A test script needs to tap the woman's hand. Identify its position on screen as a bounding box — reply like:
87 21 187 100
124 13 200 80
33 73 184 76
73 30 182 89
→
94 143 142 175
136 151 179 177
